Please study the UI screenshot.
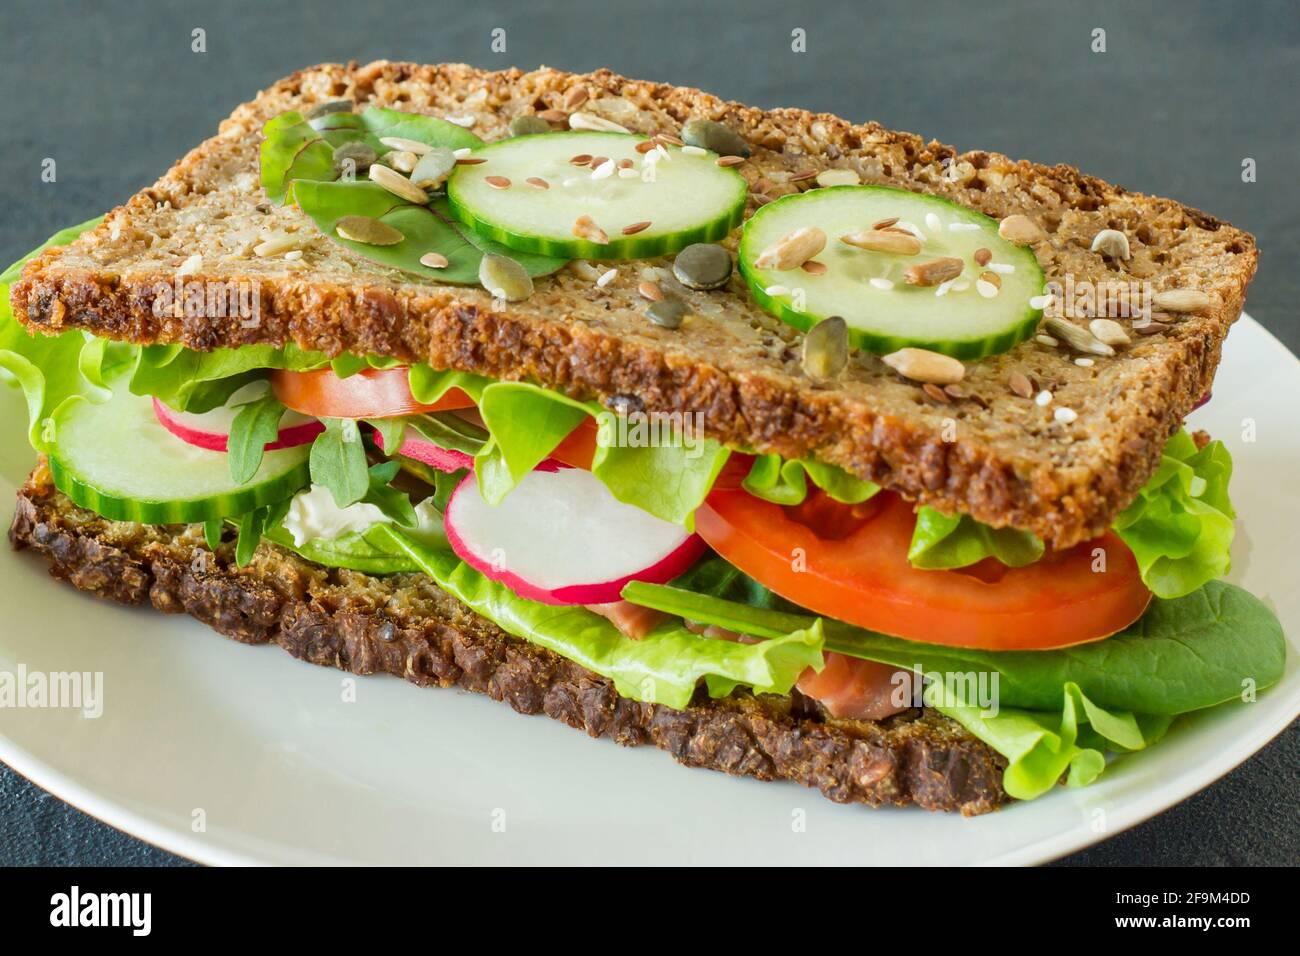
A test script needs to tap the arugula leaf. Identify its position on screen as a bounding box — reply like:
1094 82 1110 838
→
235 507 268 567
203 517 224 551
292 181 566 284
367 416 407 454
227 392 286 484
1113 430 1236 598
309 418 370 507
743 454 879 506
908 507 1045 569
362 461 417 526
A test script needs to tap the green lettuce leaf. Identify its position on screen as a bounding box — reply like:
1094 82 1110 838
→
0 217 108 450
374 524 824 708
1113 430 1236 598
742 454 879 506
926 680 1173 800
908 506 1045 569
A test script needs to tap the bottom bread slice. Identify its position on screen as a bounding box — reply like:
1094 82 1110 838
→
8 465 1007 815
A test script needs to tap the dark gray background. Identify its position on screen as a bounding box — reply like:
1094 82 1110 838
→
0 0 1295 866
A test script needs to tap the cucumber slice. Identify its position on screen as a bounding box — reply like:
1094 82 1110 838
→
738 185 1045 358
48 381 310 524
447 132 747 259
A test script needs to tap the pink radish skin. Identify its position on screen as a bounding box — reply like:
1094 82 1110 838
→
372 427 474 473
444 464 706 606
153 397 323 452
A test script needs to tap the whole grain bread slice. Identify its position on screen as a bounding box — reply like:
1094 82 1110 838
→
9 465 1007 815
10 61 1257 547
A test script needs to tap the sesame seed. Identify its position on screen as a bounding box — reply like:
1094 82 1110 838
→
987 262 1016 274
869 277 895 290
1029 294 1052 309
453 148 473 159
764 284 791 296
935 279 955 297
1074 357 1095 367
591 160 616 180
1054 406 1078 424
925 212 942 233
1036 334 1059 347
446 114 476 128
596 268 618 288
1035 390 1053 407
976 278 1000 298
618 167 640 179
682 145 707 156
948 222 981 232
283 250 302 261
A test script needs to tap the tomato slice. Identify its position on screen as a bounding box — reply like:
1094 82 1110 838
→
551 418 598 470
696 489 1152 650
270 368 476 420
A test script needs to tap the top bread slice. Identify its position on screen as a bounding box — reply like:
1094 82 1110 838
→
10 61 1257 548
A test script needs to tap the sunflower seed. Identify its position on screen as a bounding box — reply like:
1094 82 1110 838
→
816 168 860 188
369 163 429 204
840 229 922 255
880 348 965 385
336 215 404 246
379 136 435 156
305 99 353 118
509 115 552 137
1088 318 1130 347
1044 317 1115 356
478 253 533 301
569 111 630 133
537 108 568 124
681 118 750 157
1090 228 1131 260
673 243 733 290
755 226 826 270
563 86 589 110
802 316 849 380
1152 289 1212 313
409 148 457 188
922 383 951 403
998 214 1046 245
903 257 964 287
646 298 689 329
419 252 449 269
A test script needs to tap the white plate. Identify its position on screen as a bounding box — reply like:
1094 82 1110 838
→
1 314 1297 866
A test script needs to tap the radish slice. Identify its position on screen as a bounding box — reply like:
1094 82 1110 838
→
445 464 706 605
153 382 322 453
372 427 474 473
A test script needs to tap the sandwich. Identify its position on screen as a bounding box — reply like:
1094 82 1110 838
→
1 61 1285 815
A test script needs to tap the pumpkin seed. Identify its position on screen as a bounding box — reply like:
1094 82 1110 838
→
646 298 689 329
369 163 430 204
509 115 553 137
379 136 434 156
681 118 751 157
336 215 404 246
305 99 353 119
802 316 849 380
672 243 732 290
478 253 533 301
409 148 457 189
332 142 377 178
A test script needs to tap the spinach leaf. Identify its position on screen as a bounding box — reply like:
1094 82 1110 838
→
227 391 287 484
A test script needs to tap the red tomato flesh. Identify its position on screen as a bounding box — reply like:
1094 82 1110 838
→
270 367 476 420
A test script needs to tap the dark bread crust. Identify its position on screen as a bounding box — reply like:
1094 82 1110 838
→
11 61 1257 547
9 467 1008 815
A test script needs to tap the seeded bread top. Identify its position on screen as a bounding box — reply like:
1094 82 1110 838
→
11 60 1257 548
